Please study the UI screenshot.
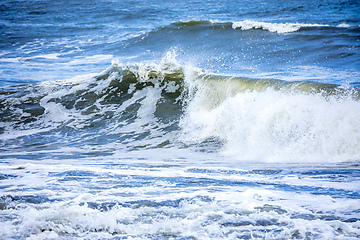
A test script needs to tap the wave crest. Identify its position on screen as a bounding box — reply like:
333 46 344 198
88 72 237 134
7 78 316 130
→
232 20 328 33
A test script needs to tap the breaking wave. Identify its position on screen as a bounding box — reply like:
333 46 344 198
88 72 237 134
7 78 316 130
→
232 20 328 33
1 54 360 162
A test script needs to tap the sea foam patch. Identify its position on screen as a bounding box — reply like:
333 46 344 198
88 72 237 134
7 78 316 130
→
232 20 328 33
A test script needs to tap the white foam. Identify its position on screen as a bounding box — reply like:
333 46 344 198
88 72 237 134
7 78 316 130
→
180 77 360 162
1 149 359 239
28 53 61 60
337 23 354 28
232 20 328 33
0 57 22 63
1 181 359 239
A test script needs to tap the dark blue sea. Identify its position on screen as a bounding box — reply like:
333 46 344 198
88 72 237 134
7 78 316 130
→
1 0 360 239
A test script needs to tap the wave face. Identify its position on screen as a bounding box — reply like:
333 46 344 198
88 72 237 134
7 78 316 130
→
0 58 188 157
1 55 360 162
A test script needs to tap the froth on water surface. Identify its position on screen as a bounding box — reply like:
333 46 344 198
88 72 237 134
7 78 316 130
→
0 154 360 239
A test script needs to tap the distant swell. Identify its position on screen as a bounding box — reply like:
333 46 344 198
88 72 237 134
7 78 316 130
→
170 19 355 33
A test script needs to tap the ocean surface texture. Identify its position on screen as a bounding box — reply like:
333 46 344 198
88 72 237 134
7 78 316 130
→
1 0 360 239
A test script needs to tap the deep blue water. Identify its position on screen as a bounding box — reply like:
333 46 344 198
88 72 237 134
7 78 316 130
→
1 0 360 239
1 0 359 86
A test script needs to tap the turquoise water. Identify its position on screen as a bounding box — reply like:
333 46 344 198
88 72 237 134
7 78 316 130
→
1 0 360 239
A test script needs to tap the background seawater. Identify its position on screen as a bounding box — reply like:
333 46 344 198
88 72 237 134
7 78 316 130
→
1 0 360 239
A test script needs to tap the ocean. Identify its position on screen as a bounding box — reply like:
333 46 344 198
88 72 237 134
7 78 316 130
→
1 0 360 239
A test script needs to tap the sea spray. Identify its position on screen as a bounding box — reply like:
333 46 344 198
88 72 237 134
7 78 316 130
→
180 73 360 162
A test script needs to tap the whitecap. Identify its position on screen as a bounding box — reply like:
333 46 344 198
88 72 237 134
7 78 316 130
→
232 20 328 33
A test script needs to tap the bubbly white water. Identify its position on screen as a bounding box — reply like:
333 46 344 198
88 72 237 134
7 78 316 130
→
180 69 360 163
232 20 328 33
1 154 360 239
